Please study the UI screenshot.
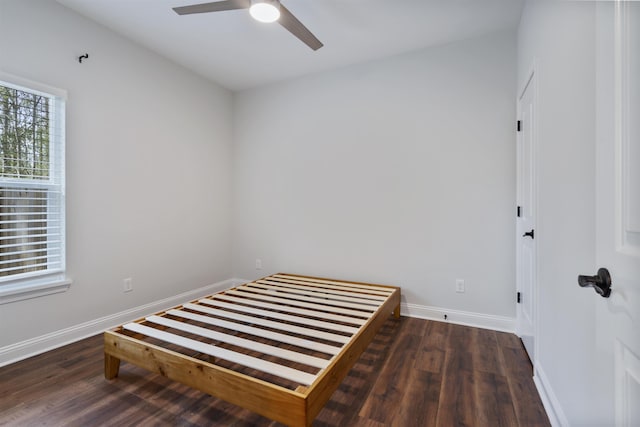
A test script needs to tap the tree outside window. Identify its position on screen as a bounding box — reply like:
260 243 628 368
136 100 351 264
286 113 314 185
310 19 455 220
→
0 82 64 283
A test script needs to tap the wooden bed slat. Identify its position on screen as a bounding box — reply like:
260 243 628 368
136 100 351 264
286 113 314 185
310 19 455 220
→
245 283 381 309
123 323 318 386
210 294 367 326
227 289 371 318
197 299 359 335
146 315 330 369
267 276 392 296
273 274 395 293
169 307 342 355
256 279 388 301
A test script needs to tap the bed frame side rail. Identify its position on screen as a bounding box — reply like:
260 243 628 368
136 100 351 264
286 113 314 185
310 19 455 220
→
104 330 308 427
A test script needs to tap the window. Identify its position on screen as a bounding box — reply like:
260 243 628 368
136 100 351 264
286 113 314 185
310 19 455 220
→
0 74 69 303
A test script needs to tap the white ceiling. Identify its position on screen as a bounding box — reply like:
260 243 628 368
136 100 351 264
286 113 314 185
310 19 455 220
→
56 0 524 91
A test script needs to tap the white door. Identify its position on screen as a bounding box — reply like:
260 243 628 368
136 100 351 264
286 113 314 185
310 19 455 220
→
595 2 640 425
516 70 537 363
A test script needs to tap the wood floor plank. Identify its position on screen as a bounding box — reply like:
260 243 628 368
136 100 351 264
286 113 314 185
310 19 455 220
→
391 369 441 427
446 323 474 352
471 328 506 376
415 320 449 373
0 340 102 411
496 329 527 350
0 318 550 427
498 344 550 427
473 371 518 427
357 318 427 423
435 368 476 427
350 418 388 427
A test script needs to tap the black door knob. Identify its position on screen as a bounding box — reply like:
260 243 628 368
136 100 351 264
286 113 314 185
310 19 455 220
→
523 229 534 239
578 268 612 298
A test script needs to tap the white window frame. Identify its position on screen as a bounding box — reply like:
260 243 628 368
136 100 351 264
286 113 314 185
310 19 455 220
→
0 73 71 304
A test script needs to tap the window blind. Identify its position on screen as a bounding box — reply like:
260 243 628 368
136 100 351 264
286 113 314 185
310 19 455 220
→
0 81 65 283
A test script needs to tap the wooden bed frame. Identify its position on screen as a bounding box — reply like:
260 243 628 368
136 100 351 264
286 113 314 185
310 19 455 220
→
104 273 401 427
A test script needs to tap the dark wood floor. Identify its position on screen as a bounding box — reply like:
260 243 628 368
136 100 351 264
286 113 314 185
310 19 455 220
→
0 317 549 426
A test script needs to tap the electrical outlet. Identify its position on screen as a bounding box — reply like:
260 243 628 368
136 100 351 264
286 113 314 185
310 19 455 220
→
123 277 133 293
455 279 465 293
255 258 262 270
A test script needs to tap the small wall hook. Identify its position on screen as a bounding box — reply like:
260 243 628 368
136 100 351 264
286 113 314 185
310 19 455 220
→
78 53 89 63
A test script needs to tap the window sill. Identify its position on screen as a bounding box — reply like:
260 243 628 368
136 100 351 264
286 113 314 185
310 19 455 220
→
0 278 72 305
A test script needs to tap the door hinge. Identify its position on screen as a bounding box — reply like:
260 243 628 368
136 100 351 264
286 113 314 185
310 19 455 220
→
517 292 521 304
517 206 522 217
517 120 521 132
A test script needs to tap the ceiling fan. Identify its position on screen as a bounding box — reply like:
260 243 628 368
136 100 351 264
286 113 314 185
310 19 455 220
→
173 0 323 51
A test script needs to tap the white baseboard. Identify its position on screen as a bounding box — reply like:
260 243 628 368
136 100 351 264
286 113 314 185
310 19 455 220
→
401 303 515 333
0 278 244 367
0 280 516 367
533 363 569 427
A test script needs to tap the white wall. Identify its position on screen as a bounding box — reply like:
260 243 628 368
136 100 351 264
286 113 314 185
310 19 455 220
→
232 30 517 319
0 2 519 360
518 1 603 424
0 0 233 347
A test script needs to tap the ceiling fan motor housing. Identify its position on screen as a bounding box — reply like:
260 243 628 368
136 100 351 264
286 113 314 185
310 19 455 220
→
250 0 281 23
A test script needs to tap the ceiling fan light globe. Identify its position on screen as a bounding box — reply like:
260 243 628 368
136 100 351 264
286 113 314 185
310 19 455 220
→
249 2 280 23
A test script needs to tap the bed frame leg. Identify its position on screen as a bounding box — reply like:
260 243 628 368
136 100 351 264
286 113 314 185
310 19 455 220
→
393 304 401 318
104 353 121 379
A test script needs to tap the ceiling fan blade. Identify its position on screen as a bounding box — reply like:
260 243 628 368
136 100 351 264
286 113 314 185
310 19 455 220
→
173 0 250 15
278 4 323 51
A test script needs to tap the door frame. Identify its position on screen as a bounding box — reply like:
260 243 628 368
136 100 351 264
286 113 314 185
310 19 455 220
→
516 62 540 366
